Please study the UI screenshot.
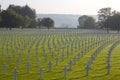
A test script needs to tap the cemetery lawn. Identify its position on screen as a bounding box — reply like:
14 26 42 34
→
0 29 120 80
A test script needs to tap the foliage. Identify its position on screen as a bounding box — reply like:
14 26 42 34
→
84 16 96 29
0 16 1 23
98 7 111 21
0 5 2 24
78 15 88 28
8 5 36 19
0 5 36 29
38 17 54 29
21 15 32 28
37 18 42 27
78 15 96 29
0 5 1 12
0 9 23 29
98 7 120 33
29 19 37 28
98 7 112 29
104 13 120 33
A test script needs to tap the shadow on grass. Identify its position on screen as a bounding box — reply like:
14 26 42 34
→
0 74 4 76
69 75 86 80
0 74 12 79
45 77 64 80
91 73 107 78
73 69 85 72
95 62 106 65
94 67 106 71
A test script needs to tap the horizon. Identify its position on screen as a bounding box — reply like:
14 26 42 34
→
1 0 120 15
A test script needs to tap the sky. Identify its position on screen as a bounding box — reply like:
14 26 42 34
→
0 0 120 15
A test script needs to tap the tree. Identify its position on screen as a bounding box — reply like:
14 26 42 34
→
37 18 42 27
104 13 120 33
84 16 96 29
0 5 2 24
0 5 1 12
0 9 23 30
8 5 36 19
21 15 31 28
7 4 36 28
78 15 96 29
0 4 36 29
29 19 37 28
0 15 1 24
98 7 112 33
41 17 54 29
77 15 88 28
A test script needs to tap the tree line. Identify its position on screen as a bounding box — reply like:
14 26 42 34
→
0 5 54 29
77 7 120 33
0 4 120 32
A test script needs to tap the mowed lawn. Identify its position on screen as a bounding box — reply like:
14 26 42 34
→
0 29 120 80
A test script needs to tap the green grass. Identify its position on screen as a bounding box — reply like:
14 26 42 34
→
0 29 120 80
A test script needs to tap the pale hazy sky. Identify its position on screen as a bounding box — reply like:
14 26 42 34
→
0 0 120 15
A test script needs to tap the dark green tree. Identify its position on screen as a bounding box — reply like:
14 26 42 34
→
0 5 2 24
77 15 88 28
8 5 36 19
0 9 23 30
29 19 37 28
41 17 54 29
7 4 36 28
21 15 31 28
78 15 96 29
0 4 37 29
37 18 42 26
0 5 1 12
104 13 120 33
84 16 96 29
98 7 112 33
0 15 1 24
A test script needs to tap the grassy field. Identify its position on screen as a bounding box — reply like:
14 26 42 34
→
0 29 120 80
